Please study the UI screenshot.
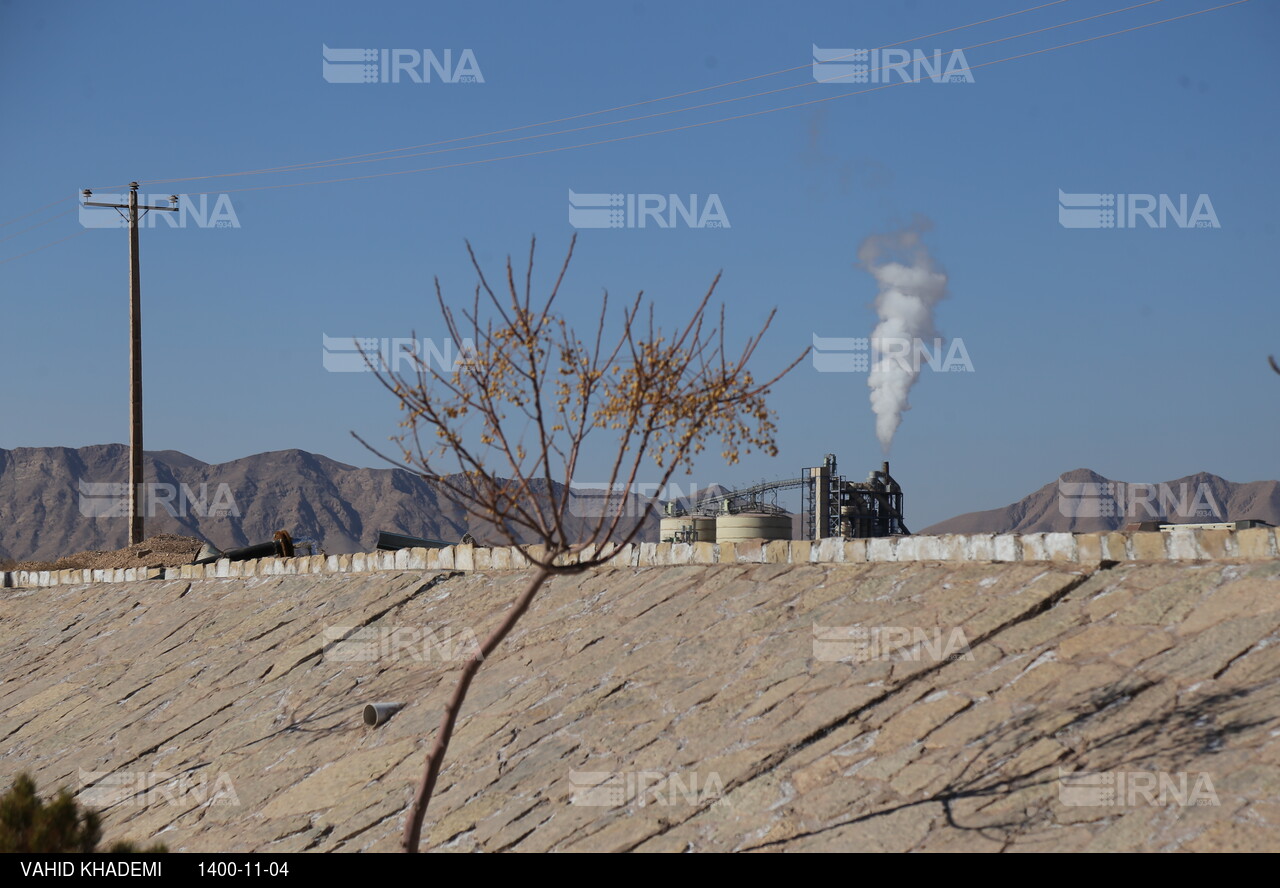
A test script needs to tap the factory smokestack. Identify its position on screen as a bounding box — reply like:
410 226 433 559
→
858 219 948 453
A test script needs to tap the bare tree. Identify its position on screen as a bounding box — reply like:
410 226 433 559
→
355 235 805 852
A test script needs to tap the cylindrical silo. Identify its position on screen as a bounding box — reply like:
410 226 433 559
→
714 513 791 544
659 516 717 543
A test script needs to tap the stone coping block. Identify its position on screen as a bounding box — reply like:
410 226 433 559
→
2 527 1273 589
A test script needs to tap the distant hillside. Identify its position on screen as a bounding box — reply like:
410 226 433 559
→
921 467 1280 535
0 445 654 562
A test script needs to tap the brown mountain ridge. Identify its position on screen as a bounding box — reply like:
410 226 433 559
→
0 444 649 562
4 447 1275 561
920 467 1280 535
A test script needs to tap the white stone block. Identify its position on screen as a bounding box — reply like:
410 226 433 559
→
455 545 474 571
1165 529 1199 560
895 537 921 561
490 547 511 570
866 538 897 561
993 534 1021 562
1043 532 1078 561
964 533 995 562
814 538 843 563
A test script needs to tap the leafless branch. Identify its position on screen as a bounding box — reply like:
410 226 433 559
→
355 236 805 851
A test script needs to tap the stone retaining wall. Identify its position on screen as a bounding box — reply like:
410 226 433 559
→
3 526 1275 589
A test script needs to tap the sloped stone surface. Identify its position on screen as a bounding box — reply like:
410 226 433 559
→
1 560 1277 851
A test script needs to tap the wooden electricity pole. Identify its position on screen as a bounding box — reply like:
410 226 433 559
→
81 183 178 545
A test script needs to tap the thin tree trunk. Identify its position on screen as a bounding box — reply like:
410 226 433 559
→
402 566 552 852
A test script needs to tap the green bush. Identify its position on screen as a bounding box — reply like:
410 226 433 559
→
0 773 166 853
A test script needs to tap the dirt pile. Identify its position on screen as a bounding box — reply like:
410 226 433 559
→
9 534 203 572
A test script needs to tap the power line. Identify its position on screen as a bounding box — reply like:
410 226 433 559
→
1 0 1251 246
0 207 76 245
112 0 1084 190
0 196 72 230
131 0 1166 189
0 229 90 266
185 0 1250 197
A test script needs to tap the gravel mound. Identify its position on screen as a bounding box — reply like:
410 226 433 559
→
9 534 204 571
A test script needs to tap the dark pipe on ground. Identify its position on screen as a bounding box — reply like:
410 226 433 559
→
193 531 294 565
376 531 451 551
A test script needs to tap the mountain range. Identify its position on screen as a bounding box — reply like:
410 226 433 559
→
1 446 1275 562
919 467 1280 535
0 444 647 562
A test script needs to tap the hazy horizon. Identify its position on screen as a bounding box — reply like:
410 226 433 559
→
3 0 1277 530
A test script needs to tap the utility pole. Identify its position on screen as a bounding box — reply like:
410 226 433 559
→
81 183 179 545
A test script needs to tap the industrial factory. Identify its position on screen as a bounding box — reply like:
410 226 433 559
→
660 455 909 544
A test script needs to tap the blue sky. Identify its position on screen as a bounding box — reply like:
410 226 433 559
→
2 0 1277 529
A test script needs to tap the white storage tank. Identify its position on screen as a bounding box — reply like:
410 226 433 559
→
714 513 791 543
659 516 717 543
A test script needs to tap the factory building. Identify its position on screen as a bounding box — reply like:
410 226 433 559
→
660 454 908 544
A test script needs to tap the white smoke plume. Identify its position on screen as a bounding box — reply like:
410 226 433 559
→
858 219 948 453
